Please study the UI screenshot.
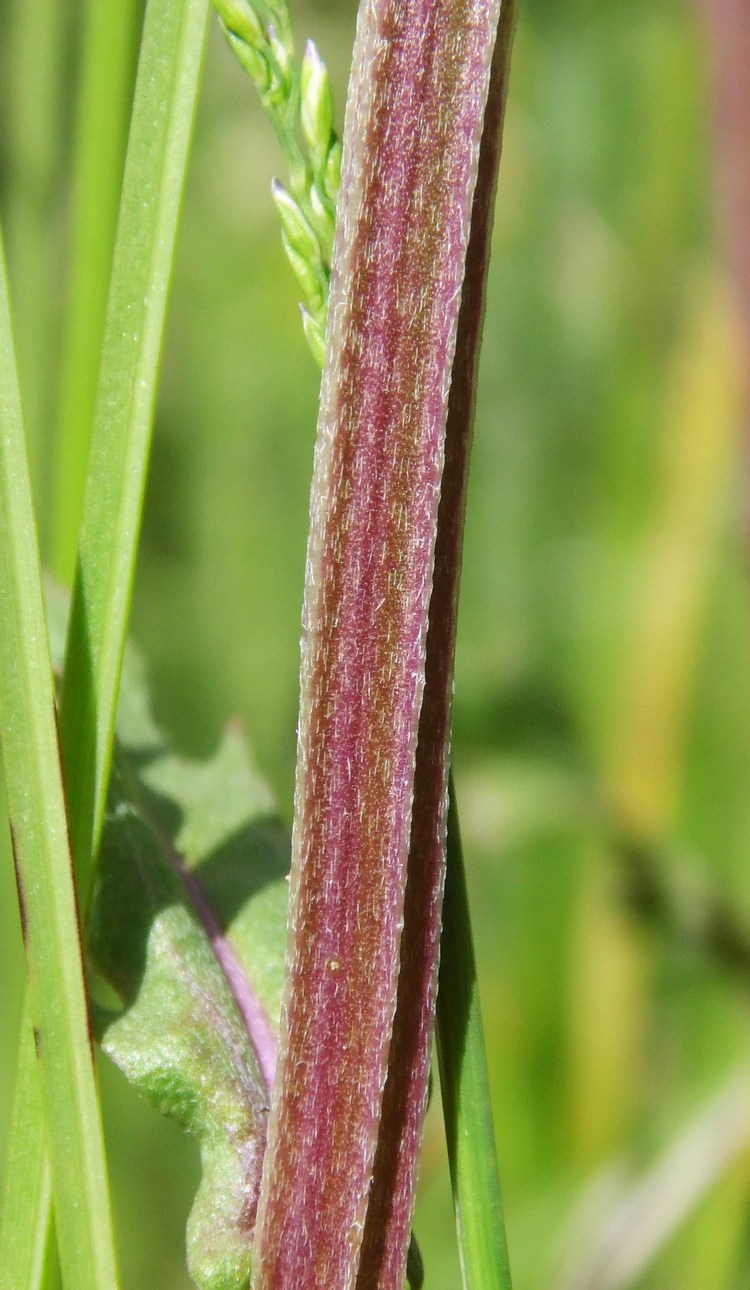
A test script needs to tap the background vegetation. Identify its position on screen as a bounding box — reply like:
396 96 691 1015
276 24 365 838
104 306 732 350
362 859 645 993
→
2 0 749 1286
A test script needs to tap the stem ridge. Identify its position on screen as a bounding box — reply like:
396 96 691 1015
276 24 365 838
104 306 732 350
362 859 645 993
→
254 2 505 1284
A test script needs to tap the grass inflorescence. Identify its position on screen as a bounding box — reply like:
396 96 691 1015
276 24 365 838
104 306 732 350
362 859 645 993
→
211 0 341 362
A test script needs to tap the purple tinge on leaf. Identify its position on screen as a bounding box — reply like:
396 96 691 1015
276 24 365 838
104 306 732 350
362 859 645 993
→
253 1 505 1286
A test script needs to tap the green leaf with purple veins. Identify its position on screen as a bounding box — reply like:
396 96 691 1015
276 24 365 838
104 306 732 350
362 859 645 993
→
88 724 289 1290
45 580 287 1284
46 581 289 1289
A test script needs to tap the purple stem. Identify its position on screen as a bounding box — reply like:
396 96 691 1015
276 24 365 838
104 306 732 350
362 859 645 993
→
356 10 516 1283
252 0 504 1285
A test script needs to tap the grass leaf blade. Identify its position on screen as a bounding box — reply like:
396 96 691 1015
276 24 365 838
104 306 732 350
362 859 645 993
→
51 0 143 582
58 0 209 893
0 227 119 1290
0 1013 55 1290
437 780 513 1290
4 1 208 1278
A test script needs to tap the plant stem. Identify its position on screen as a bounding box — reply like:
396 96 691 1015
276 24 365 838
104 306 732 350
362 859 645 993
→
0 226 119 1289
356 13 515 1282
253 1 508 1284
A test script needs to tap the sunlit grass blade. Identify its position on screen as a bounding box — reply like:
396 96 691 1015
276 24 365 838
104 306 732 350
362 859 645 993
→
3 0 66 511
51 0 143 583
58 0 209 892
0 1011 55 1290
0 227 119 1289
436 780 513 1290
4 0 208 1277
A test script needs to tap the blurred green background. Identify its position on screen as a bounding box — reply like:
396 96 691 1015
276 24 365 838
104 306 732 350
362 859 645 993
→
3 0 750 1286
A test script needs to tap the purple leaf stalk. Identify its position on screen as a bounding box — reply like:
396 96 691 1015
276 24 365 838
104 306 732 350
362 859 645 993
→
253 1 515 1285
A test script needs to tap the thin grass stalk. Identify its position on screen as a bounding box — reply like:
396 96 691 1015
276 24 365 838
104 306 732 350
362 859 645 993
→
3 0 207 1274
253 1 506 1284
436 780 513 1290
0 228 119 1289
51 0 143 582
3 0 66 516
58 0 208 894
355 16 515 1283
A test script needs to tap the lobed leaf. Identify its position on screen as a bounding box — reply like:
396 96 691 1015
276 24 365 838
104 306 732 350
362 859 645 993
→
0 239 119 1284
90 724 289 1290
94 824 267 1289
47 578 290 1290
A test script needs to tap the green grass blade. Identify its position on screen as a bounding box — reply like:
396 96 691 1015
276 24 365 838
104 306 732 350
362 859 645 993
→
51 0 143 583
2 0 66 516
0 1012 55 1290
3 3 207 1278
436 776 513 1290
58 0 209 893
0 229 119 1289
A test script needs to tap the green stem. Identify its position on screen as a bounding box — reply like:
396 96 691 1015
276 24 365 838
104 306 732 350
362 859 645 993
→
436 778 513 1290
0 226 119 1289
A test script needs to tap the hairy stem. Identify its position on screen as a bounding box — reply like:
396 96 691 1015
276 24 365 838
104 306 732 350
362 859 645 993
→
356 18 516 1282
253 1 506 1284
